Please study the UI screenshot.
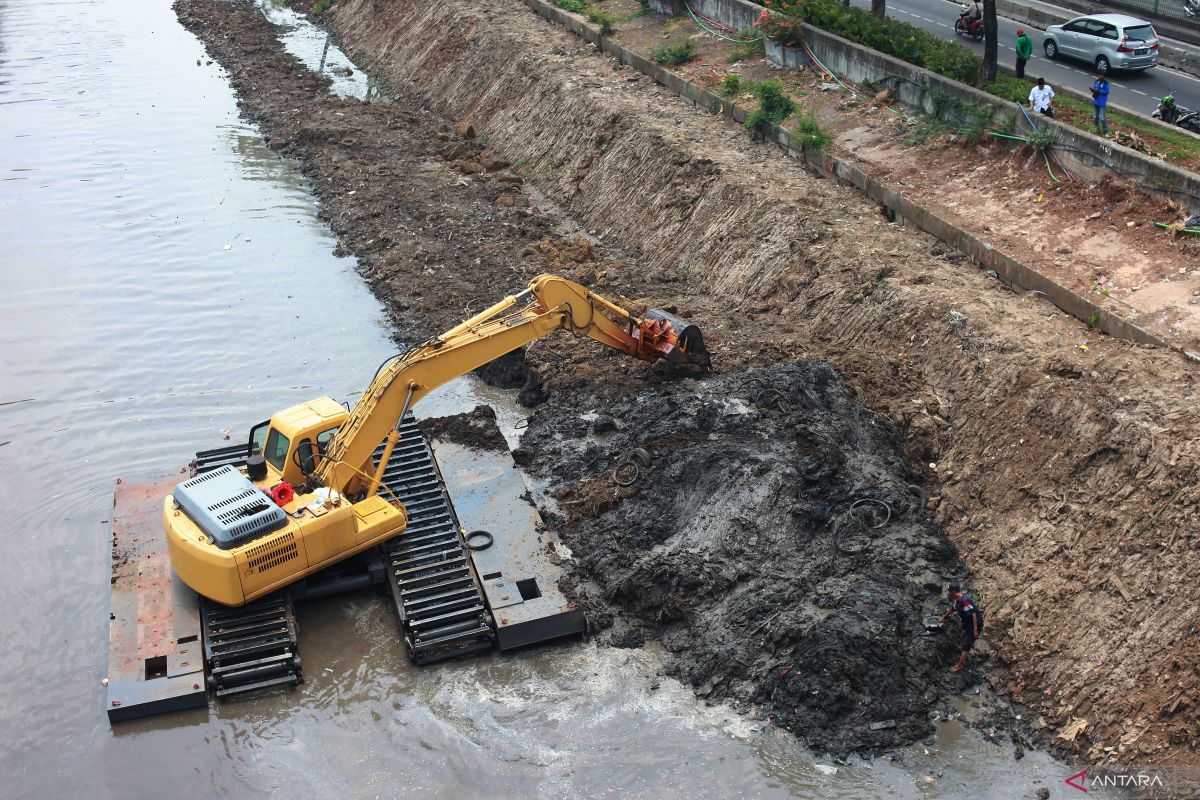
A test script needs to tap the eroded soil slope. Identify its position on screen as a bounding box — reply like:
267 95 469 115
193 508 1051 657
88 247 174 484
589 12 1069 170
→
177 0 1200 765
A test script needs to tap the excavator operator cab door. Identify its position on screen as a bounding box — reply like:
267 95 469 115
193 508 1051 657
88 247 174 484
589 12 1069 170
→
292 425 340 481
248 420 270 457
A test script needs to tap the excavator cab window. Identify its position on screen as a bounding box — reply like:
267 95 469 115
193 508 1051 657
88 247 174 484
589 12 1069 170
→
248 420 269 456
316 426 339 450
264 428 291 471
295 438 316 475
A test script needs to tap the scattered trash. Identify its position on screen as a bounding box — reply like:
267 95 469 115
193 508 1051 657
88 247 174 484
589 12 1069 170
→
223 244 232 251
819 82 839 92
814 764 838 776
219 426 232 440
1058 717 1089 742
868 719 896 731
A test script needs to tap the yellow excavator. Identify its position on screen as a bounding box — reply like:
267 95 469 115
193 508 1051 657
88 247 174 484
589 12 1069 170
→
165 274 708 607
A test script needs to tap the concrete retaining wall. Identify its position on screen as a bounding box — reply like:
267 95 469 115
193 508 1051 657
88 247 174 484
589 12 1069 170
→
665 0 1200 209
522 0 1171 350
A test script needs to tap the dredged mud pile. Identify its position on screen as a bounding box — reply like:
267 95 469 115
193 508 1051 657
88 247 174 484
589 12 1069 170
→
518 363 964 755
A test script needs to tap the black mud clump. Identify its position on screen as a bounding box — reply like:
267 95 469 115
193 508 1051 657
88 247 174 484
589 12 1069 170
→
519 362 966 756
473 350 545 407
419 405 508 452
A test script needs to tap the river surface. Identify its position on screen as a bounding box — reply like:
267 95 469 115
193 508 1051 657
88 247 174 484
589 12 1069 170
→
0 1 1093 797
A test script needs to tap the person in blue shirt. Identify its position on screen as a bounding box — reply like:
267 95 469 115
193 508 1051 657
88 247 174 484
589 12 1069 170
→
940 580 984 673
1091 74 1110 136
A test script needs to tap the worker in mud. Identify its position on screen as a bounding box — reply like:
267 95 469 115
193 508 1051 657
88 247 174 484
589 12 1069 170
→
939 581 984 673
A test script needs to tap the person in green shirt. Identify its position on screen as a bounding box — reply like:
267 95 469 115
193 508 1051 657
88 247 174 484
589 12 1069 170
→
1015 28 1033 79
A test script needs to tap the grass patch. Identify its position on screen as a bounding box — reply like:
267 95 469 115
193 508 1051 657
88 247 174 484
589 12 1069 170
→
726 37 765 64
791 110 830 152
653 38 698 66
584 7 616 34
310 0 330 13
903 91 999 146
616 6 653 22
553 0 588 12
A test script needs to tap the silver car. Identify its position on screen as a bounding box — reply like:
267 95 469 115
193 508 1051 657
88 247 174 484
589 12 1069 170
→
1043 14 1159 73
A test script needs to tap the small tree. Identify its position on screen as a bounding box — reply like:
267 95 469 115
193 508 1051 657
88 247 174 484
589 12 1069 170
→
870 0 885 18
979 0 998 84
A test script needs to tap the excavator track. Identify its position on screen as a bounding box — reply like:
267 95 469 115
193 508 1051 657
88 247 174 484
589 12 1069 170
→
376 415 495 664
200 592 302 697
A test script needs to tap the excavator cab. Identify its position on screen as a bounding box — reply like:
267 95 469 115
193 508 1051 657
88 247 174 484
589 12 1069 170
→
244 398 349 487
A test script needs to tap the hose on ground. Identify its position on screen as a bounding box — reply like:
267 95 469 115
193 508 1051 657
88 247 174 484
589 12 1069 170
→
849 497 892 529
683 0 761 43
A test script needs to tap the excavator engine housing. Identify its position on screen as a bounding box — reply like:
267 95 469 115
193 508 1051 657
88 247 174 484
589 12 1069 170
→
173 465 288 550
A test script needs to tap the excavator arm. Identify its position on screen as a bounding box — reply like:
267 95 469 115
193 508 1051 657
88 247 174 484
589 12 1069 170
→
315 274 709 496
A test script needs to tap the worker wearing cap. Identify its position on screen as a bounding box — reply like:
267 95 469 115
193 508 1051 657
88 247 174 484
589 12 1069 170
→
1015 28 1033 79
939 581 984 673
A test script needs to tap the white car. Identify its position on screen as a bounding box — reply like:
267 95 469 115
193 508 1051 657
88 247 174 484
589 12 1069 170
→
1043 13 1158 74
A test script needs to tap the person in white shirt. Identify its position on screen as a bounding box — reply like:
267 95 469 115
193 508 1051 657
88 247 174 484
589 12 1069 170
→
1028 77 1055 117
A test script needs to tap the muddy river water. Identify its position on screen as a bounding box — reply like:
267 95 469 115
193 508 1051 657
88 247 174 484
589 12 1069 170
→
0 1 1097 797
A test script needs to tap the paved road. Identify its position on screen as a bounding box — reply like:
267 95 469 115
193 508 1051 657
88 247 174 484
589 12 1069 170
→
847 0 1200 119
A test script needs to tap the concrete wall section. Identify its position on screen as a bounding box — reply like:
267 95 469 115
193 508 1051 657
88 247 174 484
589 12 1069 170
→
765 20 1200 210
519 0 1171 350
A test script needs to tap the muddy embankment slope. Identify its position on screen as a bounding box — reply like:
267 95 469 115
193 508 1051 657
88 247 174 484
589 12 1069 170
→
324 0 1200 765
178 0 1200 764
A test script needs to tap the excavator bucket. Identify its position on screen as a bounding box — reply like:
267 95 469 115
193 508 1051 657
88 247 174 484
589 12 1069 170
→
642 309 711 368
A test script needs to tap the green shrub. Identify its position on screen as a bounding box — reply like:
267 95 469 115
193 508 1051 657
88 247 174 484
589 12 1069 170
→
985 74 1033 104
653 38 698 66
310 0 331 13
755 80 795 121
746 107 781 140
745 80 796 140
791 110 831 152
1029 128 1057 151
584 7 616 34
770 0 980 84
554 0 588 12
723 74 742 95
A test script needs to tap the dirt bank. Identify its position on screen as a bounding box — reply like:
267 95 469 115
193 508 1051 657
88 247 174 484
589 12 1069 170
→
177 0 1200 766
519 362 967 754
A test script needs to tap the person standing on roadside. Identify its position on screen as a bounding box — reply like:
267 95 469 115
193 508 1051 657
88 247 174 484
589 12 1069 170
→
1091 73 1110 135
1028 77 1054 117
940 581 984 673
1015 28 1032 79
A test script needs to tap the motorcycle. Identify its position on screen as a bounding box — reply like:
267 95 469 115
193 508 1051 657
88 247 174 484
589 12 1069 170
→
1152 90 1200 134
955 5 986 41
1185 0 1198 19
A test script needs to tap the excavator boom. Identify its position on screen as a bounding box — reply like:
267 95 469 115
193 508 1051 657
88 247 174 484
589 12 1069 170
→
316 274 708 496
164 274 708 609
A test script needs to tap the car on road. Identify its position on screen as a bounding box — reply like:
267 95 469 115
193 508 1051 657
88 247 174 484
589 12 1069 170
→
1043 14 1158 74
